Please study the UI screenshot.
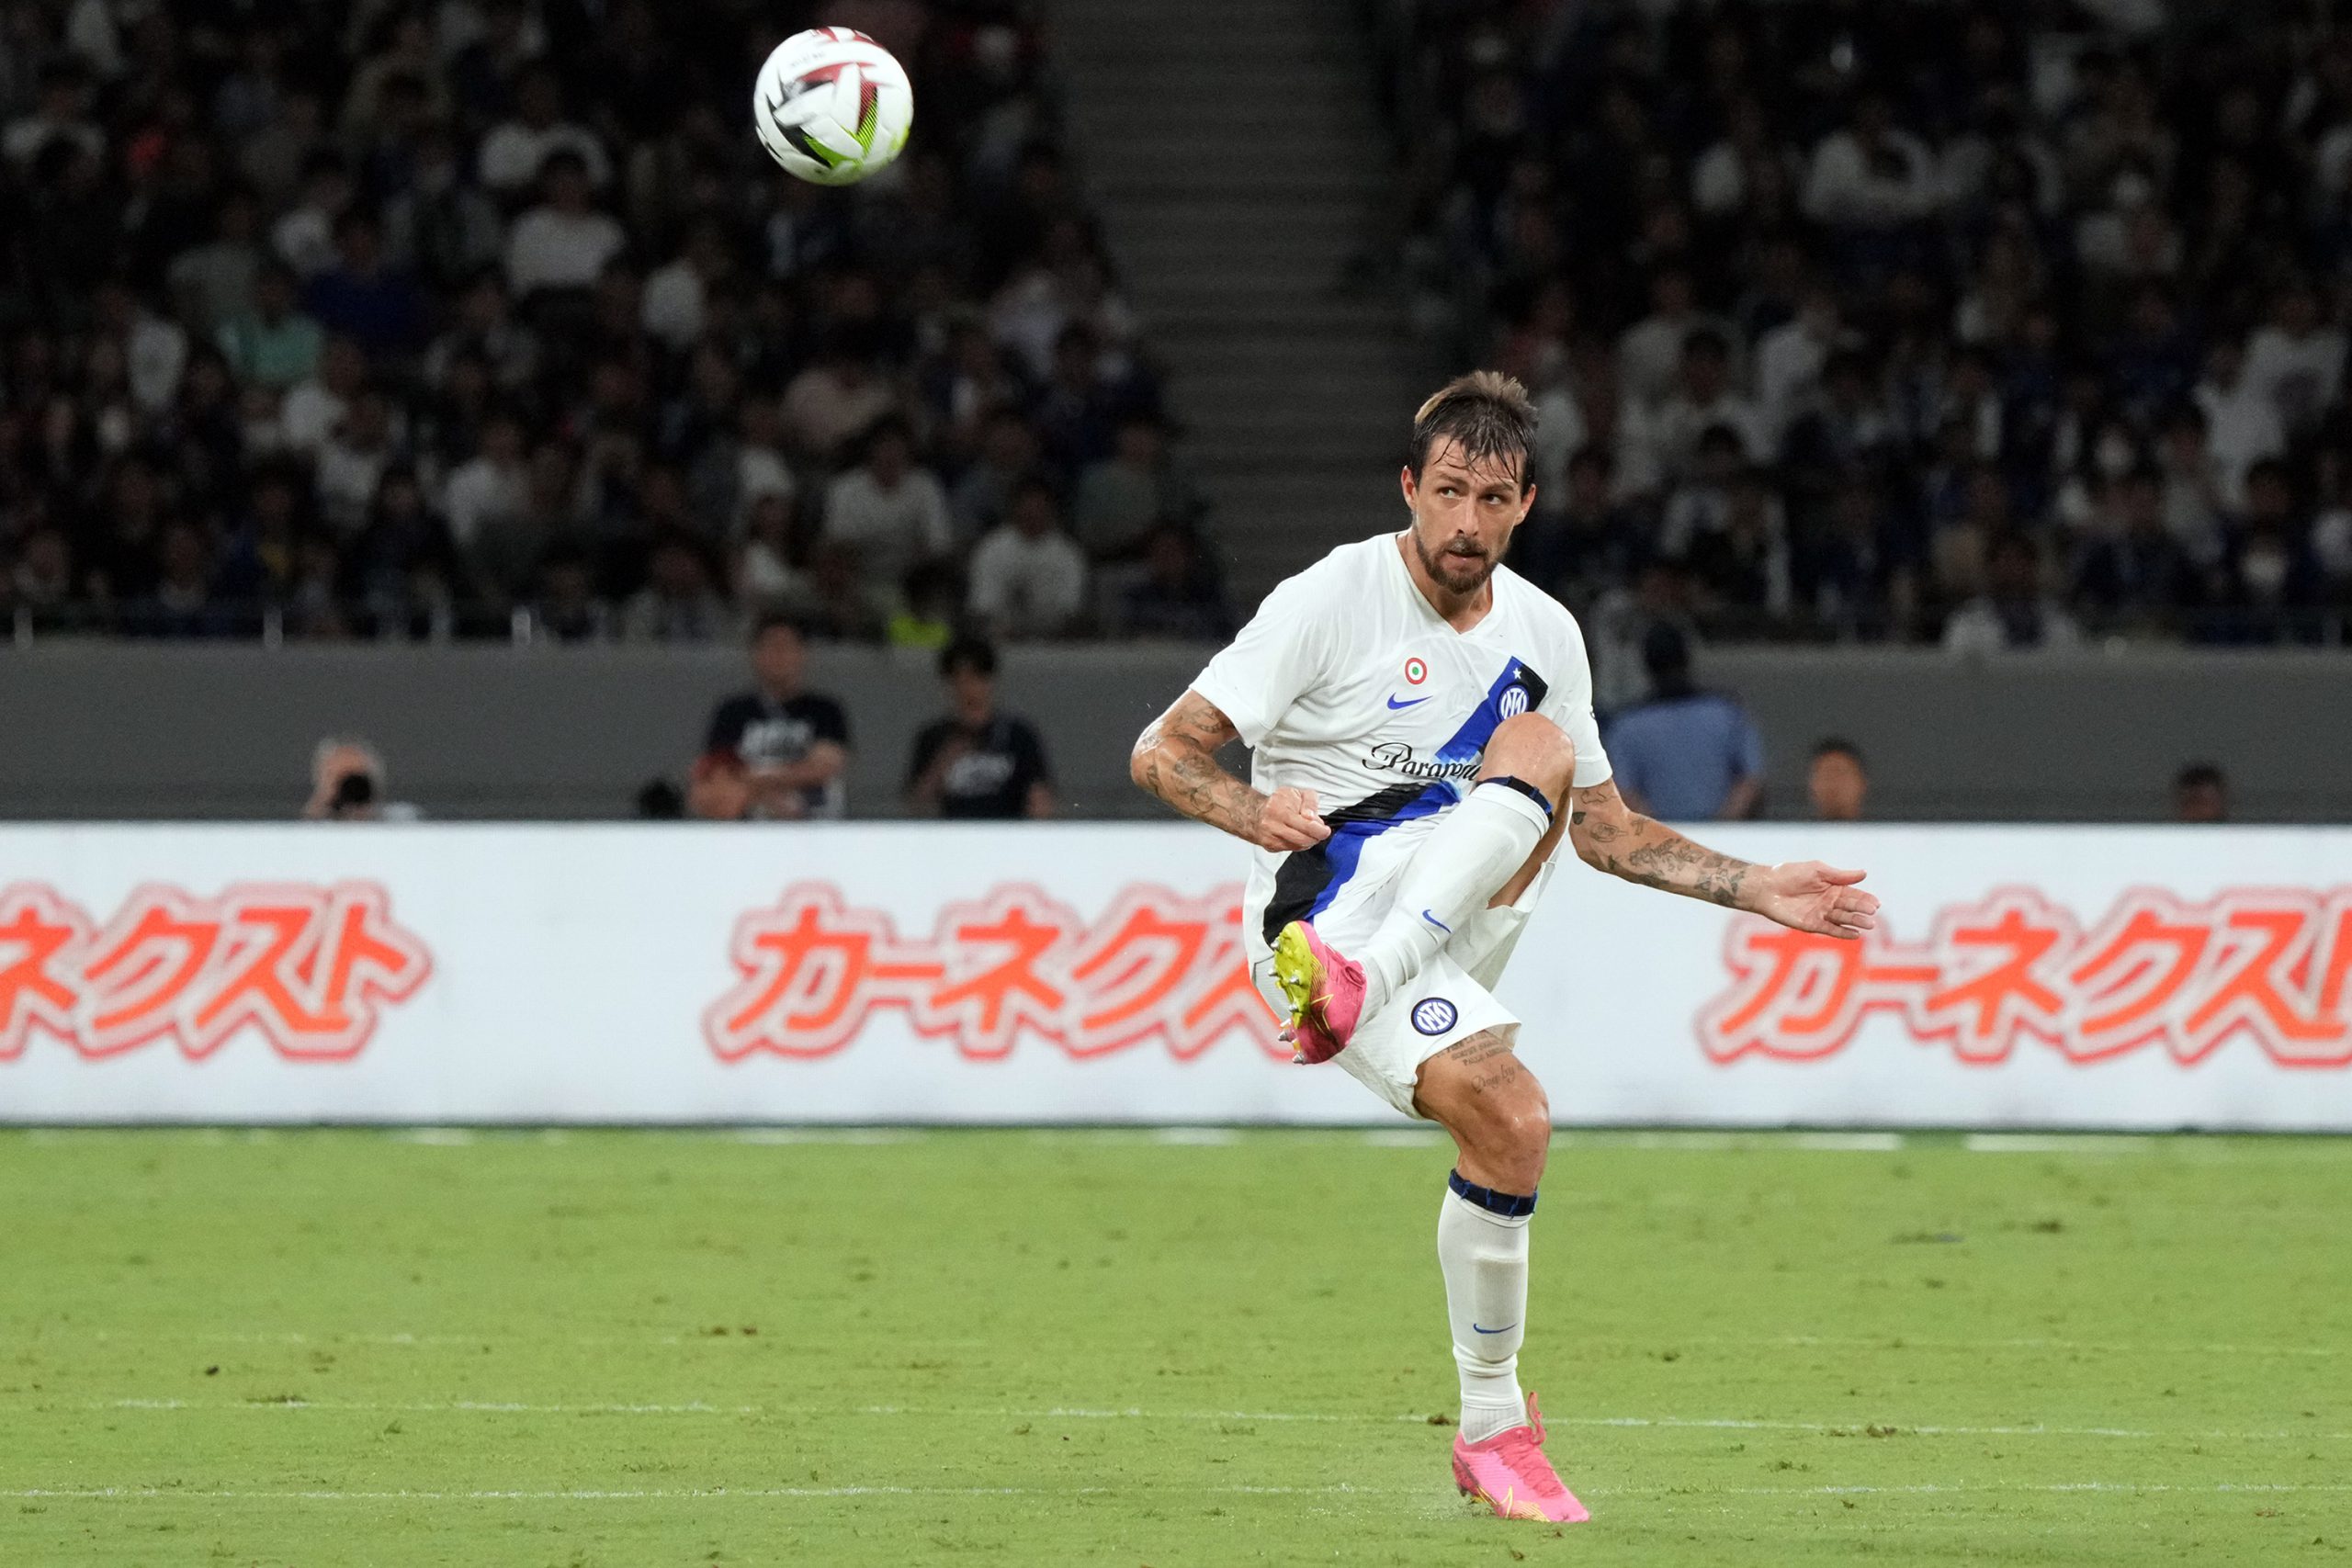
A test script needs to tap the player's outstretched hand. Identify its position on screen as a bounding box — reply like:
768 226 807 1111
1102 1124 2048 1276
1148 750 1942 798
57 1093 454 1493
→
1753 862 1878 940
1253 787 1331 852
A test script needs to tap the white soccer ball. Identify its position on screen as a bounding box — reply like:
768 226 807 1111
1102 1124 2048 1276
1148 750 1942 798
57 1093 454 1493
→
752 28 913 186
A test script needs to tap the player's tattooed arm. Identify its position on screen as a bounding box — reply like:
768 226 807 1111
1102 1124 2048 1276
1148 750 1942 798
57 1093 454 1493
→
1567 780 1754 907
1566 780 1879 939
1129 691 1330 852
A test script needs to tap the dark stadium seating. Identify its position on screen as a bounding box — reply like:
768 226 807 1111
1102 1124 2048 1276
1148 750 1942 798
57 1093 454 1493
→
1375 0 2352 646
0 0 1209 645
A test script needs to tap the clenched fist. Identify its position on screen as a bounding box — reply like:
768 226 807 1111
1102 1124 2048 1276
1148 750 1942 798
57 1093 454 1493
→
1250 787 1331 852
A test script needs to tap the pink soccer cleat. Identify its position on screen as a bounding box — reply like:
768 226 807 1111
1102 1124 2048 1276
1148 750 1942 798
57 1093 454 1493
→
1451 1394 1589 1523
1271 919 1367 1064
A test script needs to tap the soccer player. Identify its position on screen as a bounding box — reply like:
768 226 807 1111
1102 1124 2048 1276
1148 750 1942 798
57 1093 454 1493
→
1128 372 1879 1522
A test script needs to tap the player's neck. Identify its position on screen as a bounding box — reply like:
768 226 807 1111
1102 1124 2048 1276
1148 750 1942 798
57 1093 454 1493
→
1396 533 1495 633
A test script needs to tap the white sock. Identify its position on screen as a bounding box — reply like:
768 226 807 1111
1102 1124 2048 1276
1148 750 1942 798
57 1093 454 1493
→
1438 1170 1533 1444
1357 781 1552 1013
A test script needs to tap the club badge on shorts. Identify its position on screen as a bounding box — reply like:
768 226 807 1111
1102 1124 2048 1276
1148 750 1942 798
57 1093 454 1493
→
1411 997 1459 1036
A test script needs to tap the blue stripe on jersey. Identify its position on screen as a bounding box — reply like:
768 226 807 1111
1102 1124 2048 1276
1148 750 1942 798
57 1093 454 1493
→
1433 656 1547 772
1305 784 1449 921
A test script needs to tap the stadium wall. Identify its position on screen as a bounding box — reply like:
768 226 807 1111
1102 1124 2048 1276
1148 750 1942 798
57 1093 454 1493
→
3 644 2351 823
4 822 2349 1131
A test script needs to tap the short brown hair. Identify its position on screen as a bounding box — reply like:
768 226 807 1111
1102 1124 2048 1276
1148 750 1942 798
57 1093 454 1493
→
1409 370 1538 488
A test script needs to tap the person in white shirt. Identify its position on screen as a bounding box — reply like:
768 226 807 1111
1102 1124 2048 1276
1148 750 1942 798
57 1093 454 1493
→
1614 267 1719 408
820 417 951 591
271 150 352 279
476 66 610 194
1127 371 1876 1523
1942 533 2084 655
967 477 1088 639
441 412 530 547
4 62 104 165
2192 337 2288 508
503 151 626 299
277 334 368 453
1642 328 1768 486
2241 280 2346 436
1803 94 1940 230
1752 285 1844 443
640 220 736 351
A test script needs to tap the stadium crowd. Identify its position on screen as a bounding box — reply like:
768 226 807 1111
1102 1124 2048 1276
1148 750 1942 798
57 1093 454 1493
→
0 0 1233 644
1381 0 2352 647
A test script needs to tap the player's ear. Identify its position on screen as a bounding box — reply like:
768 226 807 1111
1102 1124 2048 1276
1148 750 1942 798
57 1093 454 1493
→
1518 481 1537 522
1401 464 1424 511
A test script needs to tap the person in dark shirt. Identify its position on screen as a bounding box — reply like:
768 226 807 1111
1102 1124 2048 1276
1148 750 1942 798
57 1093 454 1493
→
904 636 1055 819
692 614 852 819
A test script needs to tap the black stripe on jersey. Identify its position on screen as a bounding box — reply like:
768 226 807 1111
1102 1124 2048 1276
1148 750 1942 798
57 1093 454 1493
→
1260 780 1430 946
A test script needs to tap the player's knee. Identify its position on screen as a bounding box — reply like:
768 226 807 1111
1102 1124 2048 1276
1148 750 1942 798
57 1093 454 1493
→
1481 713 1575 806
1472 1082 1551 1190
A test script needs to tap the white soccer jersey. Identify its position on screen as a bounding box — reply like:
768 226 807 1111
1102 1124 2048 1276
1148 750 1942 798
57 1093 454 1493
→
1190 534 1613 959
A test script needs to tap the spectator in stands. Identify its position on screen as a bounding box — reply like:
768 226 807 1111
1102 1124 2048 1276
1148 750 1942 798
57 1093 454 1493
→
503 150 624 300
478 65 608 194
1944 535 2084 656
531 547 613 644
820 417 950 596
952 407 1043 545
1646 330 1768 490
905 637 1056 819
2172 761 2230 824
1073 412 1200 562
2199 458 2324 643
303 737 419 821
1121 525 1235 641
888 560 963 651
215 262 323 391
303 211 424 357
1603 625 1764 821
622 536 731 644
782 331 899 464
968 478 1088 640
691 615 851 820
0 3 1175 642
1807 739 1870 822
2073 468 2193 634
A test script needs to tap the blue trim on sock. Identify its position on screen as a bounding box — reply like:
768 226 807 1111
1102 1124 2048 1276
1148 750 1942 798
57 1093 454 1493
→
1449 1168 1537 1218
1478 775 1555 820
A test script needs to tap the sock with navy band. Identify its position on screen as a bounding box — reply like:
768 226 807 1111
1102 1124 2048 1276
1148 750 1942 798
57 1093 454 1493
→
1439 1168 1535 1444
1355 778 1553 1015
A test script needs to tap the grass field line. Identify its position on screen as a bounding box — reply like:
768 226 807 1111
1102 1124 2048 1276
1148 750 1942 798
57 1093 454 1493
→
79 1399 2352 1442
6 1481 2352 1505
34 1327 2346 1359
1721 1333 2346 1359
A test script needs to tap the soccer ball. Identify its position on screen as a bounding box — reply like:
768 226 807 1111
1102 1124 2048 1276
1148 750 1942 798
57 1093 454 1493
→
752 28 913 186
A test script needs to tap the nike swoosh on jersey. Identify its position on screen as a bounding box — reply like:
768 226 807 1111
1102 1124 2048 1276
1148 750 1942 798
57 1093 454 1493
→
1386 694 1431 709
1421 908 1453 934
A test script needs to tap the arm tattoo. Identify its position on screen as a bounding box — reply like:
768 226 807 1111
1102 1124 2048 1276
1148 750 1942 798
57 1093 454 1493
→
1130 692 1268 842
1566 780 1756 911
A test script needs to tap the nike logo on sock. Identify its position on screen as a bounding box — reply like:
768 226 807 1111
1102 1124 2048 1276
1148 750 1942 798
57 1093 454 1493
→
1386 694 1431 709
1472 1322 1517 1335
1421 908 1453 934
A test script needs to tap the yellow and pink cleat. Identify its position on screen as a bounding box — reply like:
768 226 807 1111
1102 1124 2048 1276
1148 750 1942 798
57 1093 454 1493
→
1452 1394 1589 1523
1271 919 1368 1064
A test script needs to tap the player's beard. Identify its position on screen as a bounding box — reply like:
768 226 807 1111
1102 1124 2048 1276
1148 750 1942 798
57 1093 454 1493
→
1413 529 1499 596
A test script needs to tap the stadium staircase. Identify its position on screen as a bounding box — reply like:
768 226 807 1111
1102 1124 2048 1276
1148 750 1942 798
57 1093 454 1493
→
1047 0 1430 606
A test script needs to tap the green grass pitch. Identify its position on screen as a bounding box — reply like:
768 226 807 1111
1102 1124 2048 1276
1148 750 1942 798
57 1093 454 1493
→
2 1127 2347 1565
